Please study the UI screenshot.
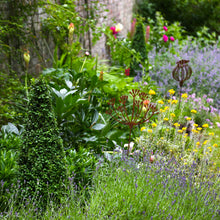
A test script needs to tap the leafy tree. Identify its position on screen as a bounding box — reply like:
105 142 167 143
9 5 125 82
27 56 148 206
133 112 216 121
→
130 22 147 77
18 78 67 209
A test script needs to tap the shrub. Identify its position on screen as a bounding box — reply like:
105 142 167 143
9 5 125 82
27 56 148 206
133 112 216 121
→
130 22 147 77
18 78 67 209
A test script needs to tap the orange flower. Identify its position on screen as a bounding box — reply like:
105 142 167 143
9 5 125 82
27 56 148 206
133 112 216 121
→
143 100 150 107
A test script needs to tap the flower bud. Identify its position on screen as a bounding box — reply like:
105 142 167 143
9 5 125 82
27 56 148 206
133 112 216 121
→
24 51 30 68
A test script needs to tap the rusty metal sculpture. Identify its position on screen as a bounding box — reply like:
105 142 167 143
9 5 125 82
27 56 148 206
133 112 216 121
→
172 60 192 108
106 89 158 155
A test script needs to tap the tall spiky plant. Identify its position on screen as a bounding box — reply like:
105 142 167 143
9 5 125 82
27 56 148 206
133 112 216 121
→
18 78 67 209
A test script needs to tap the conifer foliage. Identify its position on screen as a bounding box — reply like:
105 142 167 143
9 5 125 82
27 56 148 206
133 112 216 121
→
18 78 67 208
130 22 147 77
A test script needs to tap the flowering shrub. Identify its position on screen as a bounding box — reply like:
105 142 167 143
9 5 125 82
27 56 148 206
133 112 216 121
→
134 91 219 169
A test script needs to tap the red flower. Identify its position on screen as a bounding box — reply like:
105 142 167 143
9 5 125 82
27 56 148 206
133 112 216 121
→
125 68 130 76
163 34 168 42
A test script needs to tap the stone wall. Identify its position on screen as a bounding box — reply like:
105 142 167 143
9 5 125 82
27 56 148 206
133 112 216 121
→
0 0 135 74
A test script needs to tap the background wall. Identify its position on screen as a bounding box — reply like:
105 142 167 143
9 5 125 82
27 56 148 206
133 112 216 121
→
0 0 135 74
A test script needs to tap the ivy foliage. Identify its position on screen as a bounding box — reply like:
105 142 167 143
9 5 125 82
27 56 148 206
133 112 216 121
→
130 22 147 77
18 78 67 209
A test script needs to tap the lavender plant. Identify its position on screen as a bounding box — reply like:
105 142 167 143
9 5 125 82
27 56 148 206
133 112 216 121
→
148 40 220 109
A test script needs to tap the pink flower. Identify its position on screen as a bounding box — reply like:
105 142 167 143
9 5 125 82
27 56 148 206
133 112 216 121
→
163 26 168 31
110 26 118 35
125 68 130 76
130 19 136 38
170 36 175 41
145 25 150 43
150 155 155 163
163 35 168 42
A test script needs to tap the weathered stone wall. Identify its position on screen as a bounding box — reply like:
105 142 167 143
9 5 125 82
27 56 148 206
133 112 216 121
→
0 0 135 74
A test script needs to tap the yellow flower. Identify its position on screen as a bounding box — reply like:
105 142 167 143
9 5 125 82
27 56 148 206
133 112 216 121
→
173 123 180 127
147 129 153 133
24 52 30 66
191 109 197 114
184 133 188 138
182 127 187 131
203 140 208 145
205 152 209 154
184 162 187 165
208 147 212 152
202 124 209 128
164 106 169 111
196 142 200 146
193 149 198 152
152 123 157 128
166 128 170 132
160 137 164 140
168 99 172 103
213 163 216 166
158 100 164 104
186 117 191 121
115 23 123 32
140 127 146 132
178 130 183 133
213 144 218 148
171 100 178 104
170 113 176 117
193 124 198 127
170 149 173 152
197 127 202 131
160 109 165 113
181 93 188 99
168 89 175 95
208 132 214 136
192 129 198 133
149 89 156 95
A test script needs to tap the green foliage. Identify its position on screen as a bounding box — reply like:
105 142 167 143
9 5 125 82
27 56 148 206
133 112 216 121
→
130 22 147 77
66 147 98 187
137 0 220 36
18 78 67 209
0 71 24 127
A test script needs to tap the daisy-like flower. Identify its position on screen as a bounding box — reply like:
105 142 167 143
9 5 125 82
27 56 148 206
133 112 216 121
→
178 130 183 133
182 127 187 131
158 100 164 104
202 123 209 128
168 89 175 95
186 117 191 121
149 89 156 95
213 144 218 147
181 93 188 99
171 100 178 104
191 109 197 114
152 123 157 128
170 113 175 117
147 129 153 133
164 118 169 121
173 123 180 127
140 127 146 132
197 127 202 131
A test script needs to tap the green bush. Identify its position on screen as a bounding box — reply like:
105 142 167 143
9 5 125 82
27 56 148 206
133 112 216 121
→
18 78 67 209
130 22 147 77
